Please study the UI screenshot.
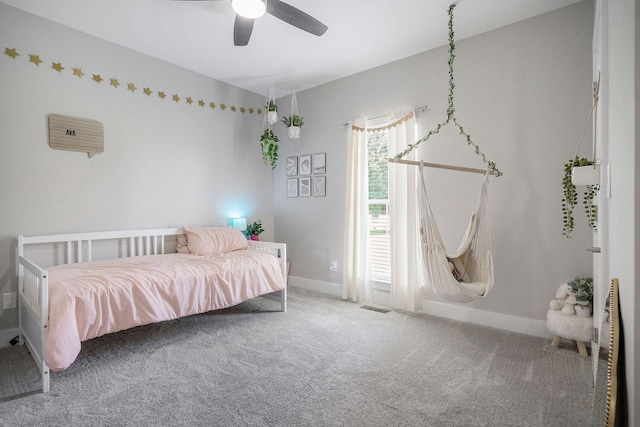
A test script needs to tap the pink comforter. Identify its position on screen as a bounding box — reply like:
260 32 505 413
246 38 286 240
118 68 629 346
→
45 250 285 371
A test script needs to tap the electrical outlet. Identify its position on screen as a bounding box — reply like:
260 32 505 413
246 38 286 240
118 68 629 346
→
330 261 338 272
3 292 17 310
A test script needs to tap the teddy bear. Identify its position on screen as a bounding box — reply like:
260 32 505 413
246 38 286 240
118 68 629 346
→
549 282 592 317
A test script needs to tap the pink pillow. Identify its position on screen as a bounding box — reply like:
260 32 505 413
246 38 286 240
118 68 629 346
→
183 226 249 255
176 234 189 254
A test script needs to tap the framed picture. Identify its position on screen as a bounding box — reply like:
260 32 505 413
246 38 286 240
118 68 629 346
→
286 157 298 176
313 153 326 174
287 178 298 197
299 177 311 197
299 155 312 176
313 176 326 197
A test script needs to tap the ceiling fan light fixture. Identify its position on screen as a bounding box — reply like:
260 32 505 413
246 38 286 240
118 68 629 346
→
231 0 266 19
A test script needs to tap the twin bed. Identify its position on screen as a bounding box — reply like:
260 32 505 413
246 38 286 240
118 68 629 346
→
16 226 287 393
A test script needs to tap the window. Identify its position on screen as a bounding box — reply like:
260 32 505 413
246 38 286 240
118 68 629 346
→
367 126 391 290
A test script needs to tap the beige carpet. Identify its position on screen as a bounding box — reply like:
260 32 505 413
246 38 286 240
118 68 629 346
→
0 288 593 426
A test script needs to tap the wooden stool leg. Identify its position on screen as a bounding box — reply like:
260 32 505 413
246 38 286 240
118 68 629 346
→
576 341 588 357
551 336 562 347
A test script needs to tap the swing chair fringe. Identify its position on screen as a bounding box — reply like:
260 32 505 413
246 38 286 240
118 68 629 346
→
388 158 504 176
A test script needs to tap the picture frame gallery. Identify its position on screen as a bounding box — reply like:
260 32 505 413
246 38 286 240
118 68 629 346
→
287 153 326 198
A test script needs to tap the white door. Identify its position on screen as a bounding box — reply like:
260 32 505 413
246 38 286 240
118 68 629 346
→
590 0 608 383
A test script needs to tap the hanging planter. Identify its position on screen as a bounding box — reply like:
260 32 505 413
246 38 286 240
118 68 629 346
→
260 129 279 170
572 163 600 186
562 157 599 237
282 114 304 139
265 86 278 124
266 101 278 125
281 87 303 140
561 73 601 237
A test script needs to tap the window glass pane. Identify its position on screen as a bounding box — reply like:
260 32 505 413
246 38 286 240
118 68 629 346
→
367 131 388 200
367 128 390 287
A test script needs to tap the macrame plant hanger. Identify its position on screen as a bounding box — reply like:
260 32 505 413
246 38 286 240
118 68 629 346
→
389 3 502 178
266 85 278 125
260 85 279 170
288 86 301 140
570 71 601 184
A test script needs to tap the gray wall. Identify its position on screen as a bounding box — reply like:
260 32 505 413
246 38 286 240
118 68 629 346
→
0 4 275 333
274 2 595 322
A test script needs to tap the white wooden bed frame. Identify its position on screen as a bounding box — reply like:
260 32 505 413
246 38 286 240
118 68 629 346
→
16 227 287 393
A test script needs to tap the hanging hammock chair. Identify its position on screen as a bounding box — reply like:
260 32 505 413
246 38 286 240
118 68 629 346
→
390 3 501 303
418 163 494 302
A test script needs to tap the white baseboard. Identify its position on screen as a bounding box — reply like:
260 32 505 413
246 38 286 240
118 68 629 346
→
288 276 343 297
422 300 552 339
289 277 552 339
0 328 19 348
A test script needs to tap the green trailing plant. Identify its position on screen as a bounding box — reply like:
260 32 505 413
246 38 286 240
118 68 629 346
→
281 114 304 127
266 100 278 112
562 157 599 237
245 220 264 239
260 129 279 170
567 276 593 304
392 4 500 177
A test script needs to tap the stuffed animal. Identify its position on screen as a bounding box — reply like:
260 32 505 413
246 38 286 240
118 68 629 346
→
549 283 592 317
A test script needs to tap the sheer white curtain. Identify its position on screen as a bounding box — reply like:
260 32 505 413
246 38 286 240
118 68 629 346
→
343 124 371 303
388 113 423 312
343 113 424 311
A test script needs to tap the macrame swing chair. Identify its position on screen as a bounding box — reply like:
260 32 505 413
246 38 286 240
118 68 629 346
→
390 3 503 303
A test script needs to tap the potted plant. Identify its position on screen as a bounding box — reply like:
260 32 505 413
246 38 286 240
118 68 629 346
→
281 114 304 139
245 220 264 241
260 129 279 170
567 276 593 305
562 157 599 237
571 160 600 186
266 100 278 125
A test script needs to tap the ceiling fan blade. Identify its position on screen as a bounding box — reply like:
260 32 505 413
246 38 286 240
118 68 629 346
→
266 0 328 37
234 15 254 46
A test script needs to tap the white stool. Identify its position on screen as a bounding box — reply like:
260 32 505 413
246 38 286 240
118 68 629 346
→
546 309 592 357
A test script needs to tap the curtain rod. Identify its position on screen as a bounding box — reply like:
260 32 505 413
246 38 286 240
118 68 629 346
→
343 105 428 127
388 158 504 177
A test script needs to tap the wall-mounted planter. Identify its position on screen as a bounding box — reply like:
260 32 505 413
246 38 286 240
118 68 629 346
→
572 164 600 186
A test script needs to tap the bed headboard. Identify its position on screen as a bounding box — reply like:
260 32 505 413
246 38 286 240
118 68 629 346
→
18 228 184 266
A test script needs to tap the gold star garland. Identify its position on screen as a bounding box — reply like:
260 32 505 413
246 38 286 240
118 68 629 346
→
3 45 264 119
29 54 42 65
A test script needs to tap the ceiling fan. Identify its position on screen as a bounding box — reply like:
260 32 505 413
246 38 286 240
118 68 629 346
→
180 0 328 46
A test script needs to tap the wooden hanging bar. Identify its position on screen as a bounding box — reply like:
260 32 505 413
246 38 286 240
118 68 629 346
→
388 157 504 176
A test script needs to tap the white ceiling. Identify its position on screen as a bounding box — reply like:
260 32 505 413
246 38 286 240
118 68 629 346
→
2 0 583 97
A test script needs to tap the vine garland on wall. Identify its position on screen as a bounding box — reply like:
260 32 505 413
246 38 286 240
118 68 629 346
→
3 46 264 117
